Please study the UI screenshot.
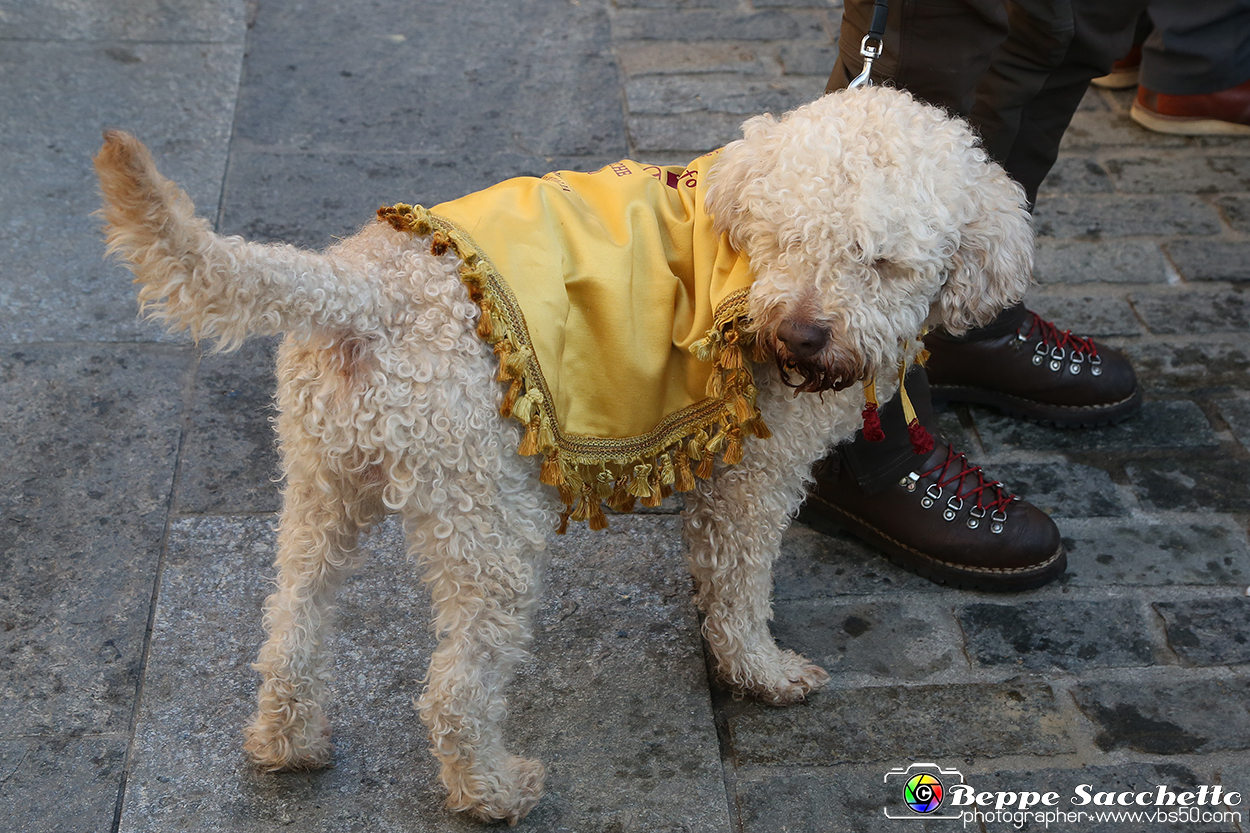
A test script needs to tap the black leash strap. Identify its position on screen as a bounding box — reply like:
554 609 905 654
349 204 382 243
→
849 0 890 88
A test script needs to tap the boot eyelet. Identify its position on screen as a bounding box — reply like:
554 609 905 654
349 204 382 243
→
921 484 941 509
1069 363 1081 374
1092 366 1102 376
990 508 1008 534
1049 359 1062 372
967 506 985 530
900 472 920 492
1032 355 1044 366
943 496 963 522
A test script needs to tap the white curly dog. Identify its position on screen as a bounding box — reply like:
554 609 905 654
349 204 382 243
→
95 86 1031 824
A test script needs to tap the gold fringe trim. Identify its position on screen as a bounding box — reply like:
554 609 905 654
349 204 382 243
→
379 203 768 532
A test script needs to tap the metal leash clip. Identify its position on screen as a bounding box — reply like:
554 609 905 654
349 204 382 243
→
848 35 884 89
848 0 890 89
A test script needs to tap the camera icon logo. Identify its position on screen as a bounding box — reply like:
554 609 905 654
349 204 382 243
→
883 762 966 820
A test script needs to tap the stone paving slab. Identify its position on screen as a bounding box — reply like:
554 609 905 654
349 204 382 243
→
1054 517 1250 587
771 598 965 681
0 39 243 342
957 599 1157 671
0 0 244 41
1072 676 1250 756
1155 598 1250 666
119 514 730 832
232 0 623 160
723 677 1074 767
0 737 128 833
1032 238 1169 285
1126 455 1250 514
1125 340 1250 394
173 341 281 515
975 400 1220 454
0 344 190 737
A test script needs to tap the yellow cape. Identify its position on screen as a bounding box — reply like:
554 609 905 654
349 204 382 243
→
379 152 768 530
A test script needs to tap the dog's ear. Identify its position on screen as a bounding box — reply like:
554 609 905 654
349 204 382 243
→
938 169 1034 336
704 113 784 253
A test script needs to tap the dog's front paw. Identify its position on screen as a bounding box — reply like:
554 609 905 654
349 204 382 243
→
449 755 546 826
243 705 333 771
736 649 830 705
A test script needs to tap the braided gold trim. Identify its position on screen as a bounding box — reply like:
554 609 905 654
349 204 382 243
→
379 203 768 531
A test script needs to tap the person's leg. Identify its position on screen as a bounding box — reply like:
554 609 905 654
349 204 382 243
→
1139 0 1250 94
809 0 1144 589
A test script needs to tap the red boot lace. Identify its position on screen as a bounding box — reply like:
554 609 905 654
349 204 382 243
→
1020 313 1099 359
920 446 1017 516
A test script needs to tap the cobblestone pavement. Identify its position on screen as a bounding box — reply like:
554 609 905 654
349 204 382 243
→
2 1 1249 831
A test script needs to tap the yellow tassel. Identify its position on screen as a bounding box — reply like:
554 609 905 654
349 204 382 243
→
570 497 591 523
537 420 556 453
556 509 571 535
705 427 727 457
608 491 636 514
690 332 719 363
540 454 564 486
732 393 754 424
557 480 575 505
723 428 744 465
511 389 538 425
750 417 772 440
720 344 743 370
688 428 708 461
706 371 724 398
626 464 653 498
641 467 664 507
430 231 451 256
504 346 531 377
593 468 613 499
518 415 541 456
897 360 919 428
477 310 494 341
494 342 513 382
674 450 695 491
501 377 522 418
659 452 676 486
696 455 715 479
588 500 608 531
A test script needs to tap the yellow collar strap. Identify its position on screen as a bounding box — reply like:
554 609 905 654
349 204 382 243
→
860 344 933 455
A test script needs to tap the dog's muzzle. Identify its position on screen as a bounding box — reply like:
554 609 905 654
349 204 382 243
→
770 320 865 393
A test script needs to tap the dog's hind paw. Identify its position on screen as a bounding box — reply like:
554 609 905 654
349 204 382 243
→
737 649 830 706
243 708 334 772
452 755 546 825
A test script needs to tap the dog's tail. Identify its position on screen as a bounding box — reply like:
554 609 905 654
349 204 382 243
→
95 130 388 350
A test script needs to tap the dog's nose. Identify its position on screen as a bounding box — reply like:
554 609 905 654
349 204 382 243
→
776 320 829 359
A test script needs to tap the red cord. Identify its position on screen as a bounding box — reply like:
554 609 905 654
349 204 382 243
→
1021 312 1098 358
920 446 1015 513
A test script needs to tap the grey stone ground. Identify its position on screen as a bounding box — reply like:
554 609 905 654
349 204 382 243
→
2 0 1249 831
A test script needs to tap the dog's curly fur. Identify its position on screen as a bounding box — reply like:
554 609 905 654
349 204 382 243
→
94 86 1032 824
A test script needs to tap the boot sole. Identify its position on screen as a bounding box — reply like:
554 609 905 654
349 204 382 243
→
798 495 1066 592
1130 102 1250 136
928 384 1142 428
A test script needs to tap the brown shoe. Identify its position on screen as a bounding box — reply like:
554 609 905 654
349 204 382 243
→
923 310 1141 428
1092 43 1142 90
1131 79 1250 136
800 441 1065 591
